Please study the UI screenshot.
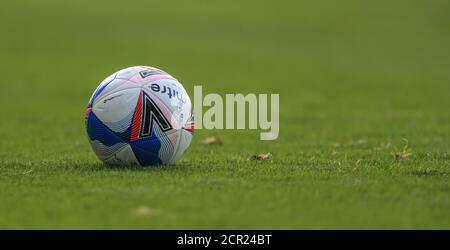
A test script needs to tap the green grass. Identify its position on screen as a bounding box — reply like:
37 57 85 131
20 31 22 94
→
0 0 449 229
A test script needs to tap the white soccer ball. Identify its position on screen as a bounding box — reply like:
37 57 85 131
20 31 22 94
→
85 66 194 166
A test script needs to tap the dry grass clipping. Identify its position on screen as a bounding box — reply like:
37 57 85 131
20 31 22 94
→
200 136 223 145
132 206 156 218
392 138 413 160
251 152 272 161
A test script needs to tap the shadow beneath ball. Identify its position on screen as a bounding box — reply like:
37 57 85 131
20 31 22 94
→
97 161 186 172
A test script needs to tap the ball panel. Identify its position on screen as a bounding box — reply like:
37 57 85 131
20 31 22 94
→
87 110 124 147
153 122 176 164
89 140 127 162
91 79 139 107
130 137 162 166
86 110 132 164
115 66 158 81
103 144 140 166
92 87 141 133
171 129 193 164
88 72 117 108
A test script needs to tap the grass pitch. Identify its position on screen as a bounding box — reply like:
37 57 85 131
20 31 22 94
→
0 0 449 229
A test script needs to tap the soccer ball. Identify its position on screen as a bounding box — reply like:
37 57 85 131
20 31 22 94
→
85 66 194 166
